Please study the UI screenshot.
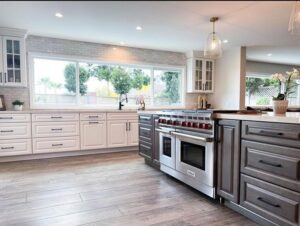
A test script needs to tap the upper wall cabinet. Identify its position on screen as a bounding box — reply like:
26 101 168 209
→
0 28 27 87
186 58 215 93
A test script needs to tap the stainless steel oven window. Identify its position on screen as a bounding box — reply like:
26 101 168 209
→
180 141 205 170
162 136 172 157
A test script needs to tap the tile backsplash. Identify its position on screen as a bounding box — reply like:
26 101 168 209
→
0 87 30 110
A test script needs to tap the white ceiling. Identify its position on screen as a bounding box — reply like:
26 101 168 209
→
0 1 298 62
247 45 300 66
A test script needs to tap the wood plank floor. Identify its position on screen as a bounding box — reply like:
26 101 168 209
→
0 151 257 226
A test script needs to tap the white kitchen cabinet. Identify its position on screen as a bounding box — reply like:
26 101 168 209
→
127 120 139 146
80 121 107 150
186 58 214 93
32 113 79 122
107 120 128 148
33 136 80 154
107 119 138 148
0 123 31 140
0 139 32 156
1 36 26 87
32 121 79 138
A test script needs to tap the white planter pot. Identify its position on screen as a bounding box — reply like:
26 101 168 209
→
13 105 23 111
272 100 288 114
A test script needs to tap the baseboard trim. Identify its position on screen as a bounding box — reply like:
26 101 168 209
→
224 200 277 226
0 146 138 162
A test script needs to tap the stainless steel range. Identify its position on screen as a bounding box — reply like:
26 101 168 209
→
156 109 216 198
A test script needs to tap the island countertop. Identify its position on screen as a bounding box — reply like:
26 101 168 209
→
215 112 300 124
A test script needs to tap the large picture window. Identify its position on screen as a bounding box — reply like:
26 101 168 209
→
30 54 184 108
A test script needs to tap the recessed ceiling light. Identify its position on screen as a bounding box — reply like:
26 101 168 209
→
120 41 125 45
223 40 228 43
113 47 117 50
55 12 63 18
136 26 142 31
267 53 272 57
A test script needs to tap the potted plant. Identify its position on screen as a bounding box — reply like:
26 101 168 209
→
12 100 24 111
271 68 299 114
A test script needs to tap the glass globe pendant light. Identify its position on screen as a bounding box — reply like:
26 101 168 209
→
288 1 300 34
204 17 222 58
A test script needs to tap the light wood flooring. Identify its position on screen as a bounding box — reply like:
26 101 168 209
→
0 151 257 226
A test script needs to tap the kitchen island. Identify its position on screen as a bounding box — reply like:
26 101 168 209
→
138 110 300 226
215 112 300 226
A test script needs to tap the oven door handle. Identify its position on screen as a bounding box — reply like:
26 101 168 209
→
171 132 213 142
155 128 172 135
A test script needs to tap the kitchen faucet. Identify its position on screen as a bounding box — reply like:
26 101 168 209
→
119 94 128 110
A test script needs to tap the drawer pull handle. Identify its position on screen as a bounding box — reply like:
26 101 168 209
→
89 121 99 124
51 116 63 119
88 116 99 118
1 147 14 150
51 128 63 131
259 130 283 137
0 130 14 133
140 144 151 150
0 117 13 119
259 160 282 168
257 197 280 208
52 144 63 147
140 116 151 120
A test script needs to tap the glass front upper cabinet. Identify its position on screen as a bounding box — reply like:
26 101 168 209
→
1 36 26 87
187 58 214 93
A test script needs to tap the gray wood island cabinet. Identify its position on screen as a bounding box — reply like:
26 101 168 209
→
138 113 160 168
216 116 300 226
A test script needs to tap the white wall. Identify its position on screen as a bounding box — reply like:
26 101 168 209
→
208 47 246 110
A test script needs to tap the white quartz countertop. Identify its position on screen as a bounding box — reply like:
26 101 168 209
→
0 109 139 114
215 112 300 124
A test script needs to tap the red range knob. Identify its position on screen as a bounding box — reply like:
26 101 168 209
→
187 122 192 127
162 119 166 124
158 118 162 123
167 120 172 125
199 123 204 129
203 123 212 129
192 122 198 128
173 121 178 126
182 121 187 127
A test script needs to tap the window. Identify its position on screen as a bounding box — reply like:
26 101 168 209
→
30 55 184 108
33 58 77 105
245 75 300 106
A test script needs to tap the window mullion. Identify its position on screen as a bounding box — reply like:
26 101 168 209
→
151 68 154 106
75 61 80 106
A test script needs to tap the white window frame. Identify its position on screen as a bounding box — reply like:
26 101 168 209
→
28 52 186 109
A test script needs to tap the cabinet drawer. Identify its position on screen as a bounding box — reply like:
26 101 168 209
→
241 140 300 192
0 139 32 156
0 114 30 122
80 113 106 121
240 174 300 226
139 125 152 141
32 122 79 138
242 121 300 148
0 123 31 139
139 114 152 125
33 136 80 154
139 140 152 159
32 113 79 122
107 113 138 120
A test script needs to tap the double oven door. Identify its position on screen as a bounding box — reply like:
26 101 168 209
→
159 128 176 169
174 131 214 187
